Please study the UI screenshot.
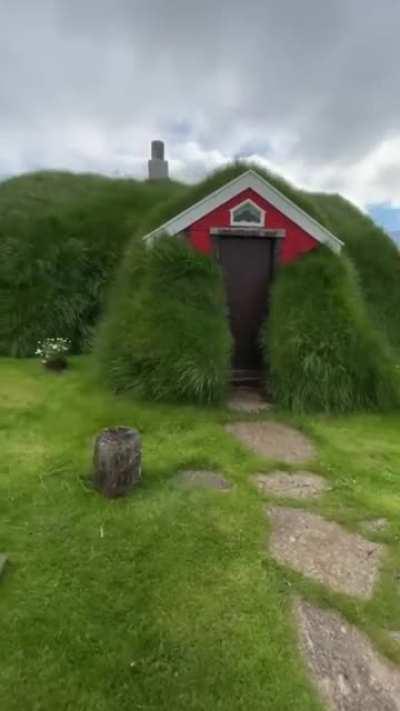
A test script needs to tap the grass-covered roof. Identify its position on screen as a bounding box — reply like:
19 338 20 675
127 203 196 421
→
135 162 400 351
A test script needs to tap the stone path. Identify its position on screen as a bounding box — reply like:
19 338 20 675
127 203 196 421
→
266 507 384 599
225 415 397 708
174 470 232 491
227 386 271 414
253 471 328 500
295 599 400 711
225 421 316 463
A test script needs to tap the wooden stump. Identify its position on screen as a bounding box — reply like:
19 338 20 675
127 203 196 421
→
93 427 141 498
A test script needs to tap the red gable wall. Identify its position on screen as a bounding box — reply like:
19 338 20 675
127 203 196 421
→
187 188 318 264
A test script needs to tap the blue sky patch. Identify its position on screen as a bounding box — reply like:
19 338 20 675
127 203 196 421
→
368 204 400 232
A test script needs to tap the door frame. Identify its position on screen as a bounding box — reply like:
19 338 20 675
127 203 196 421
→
210 227 285 383
210 226 285 273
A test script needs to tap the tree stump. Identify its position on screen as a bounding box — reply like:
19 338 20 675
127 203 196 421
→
93 427 141 498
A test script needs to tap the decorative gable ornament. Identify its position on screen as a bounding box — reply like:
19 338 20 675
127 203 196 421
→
230 199 265 227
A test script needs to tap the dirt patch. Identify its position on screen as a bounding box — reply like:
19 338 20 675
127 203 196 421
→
227 387 271 414
253 471 328 500
295 599 400 711
360 518 389 535
388 631 400 644
225 421 316 464
0 554 7 578
175 470 232 491
266 507 384 599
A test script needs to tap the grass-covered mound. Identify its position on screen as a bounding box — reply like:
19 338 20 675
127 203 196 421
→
267 248 399 413
95 162 400 411
0 171 184 356
138 163 400 354
136 162 327 240
96 237 232 403
312 192 400 350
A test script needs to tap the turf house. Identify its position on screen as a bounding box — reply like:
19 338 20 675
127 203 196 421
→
96 160 400 413
1 148 399 413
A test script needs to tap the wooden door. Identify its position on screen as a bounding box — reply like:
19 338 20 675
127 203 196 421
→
217 235 274 377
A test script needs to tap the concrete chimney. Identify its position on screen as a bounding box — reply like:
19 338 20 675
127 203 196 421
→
148 140 169 180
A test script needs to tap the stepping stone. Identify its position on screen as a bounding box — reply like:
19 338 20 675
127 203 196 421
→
225 421 316 464
227 387 271 414
175 470 232 491
0 554 7 578
266 507 384 599
360 518 389 535
295 599 400 711
253 471 328 500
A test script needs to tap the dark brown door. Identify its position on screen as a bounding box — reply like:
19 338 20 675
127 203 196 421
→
217 236 274 374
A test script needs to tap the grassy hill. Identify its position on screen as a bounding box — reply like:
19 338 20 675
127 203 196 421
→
1 164 399 382
0 171 185 356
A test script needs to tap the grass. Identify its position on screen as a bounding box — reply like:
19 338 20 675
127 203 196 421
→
96 237 232 403
0 171 185 356
267 248 400 412
2 358 400 710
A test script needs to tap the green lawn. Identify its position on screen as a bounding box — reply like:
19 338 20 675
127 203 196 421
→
1 357 400 710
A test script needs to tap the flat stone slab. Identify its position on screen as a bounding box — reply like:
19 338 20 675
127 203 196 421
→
360 518 389 535
175 470 232 491
295 599 400 711
253 471 328 500
266 507 384 599
0 554 7 578
227 387 271 414
225 421 316 464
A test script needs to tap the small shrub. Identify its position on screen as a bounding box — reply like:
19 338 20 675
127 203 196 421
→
266 248 399 413
35 337 71 371
95 237 232 403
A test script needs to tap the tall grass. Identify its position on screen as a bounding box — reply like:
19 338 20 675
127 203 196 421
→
266 248 399 413
312 192 400 350
95 237 232 403
0 172 183 356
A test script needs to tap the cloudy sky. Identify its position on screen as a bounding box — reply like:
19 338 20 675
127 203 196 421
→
1 0 400 229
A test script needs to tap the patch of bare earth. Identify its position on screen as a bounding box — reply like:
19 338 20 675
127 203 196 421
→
360 518 389 535
175 470 232 491
253 471 328 500
225 421 316 464
266 507 384 599
227 387 271 414
295 599 400 711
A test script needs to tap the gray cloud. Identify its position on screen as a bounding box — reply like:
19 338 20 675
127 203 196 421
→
1 0 400 206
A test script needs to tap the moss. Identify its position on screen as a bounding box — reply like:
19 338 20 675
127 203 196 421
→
95 237 232 403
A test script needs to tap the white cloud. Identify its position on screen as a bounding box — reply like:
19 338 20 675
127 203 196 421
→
1 0 400 210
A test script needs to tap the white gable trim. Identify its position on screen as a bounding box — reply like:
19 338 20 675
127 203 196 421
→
144 169 344 253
